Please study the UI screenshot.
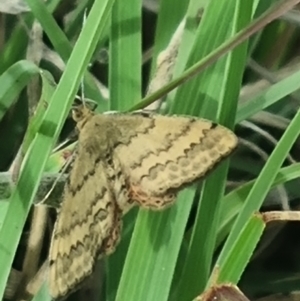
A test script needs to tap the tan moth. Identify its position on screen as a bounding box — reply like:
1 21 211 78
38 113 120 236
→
48 105 238 299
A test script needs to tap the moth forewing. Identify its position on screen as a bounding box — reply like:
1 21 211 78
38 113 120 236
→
113 114 237 208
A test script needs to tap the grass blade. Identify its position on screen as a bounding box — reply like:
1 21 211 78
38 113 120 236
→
0 0 115 297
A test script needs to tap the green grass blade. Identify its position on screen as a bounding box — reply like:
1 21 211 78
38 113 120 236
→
0 0 115 298
214 106 300 284
0 202 8 231
236 67 300 123
116 1 250 300
172 2 253 300
109 0 142 111
149 0 188 77
130 0 300 112
21 70 56 153
217 163 300 247
116 189 194 301
106 0 142 297
216 214 265 284
115 0 198 299
24 0 77 62
0 60 40 121
0 16 33 74
25 0 107 105
106 210 137 301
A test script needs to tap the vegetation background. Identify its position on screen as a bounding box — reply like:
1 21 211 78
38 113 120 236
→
0 0 300 300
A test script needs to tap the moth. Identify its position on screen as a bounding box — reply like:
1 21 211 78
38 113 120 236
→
48 105 238 299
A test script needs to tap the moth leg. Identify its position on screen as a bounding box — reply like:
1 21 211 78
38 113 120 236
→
130 184 177 210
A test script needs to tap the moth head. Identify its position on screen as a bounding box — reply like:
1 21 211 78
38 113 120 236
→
72 105 94 129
